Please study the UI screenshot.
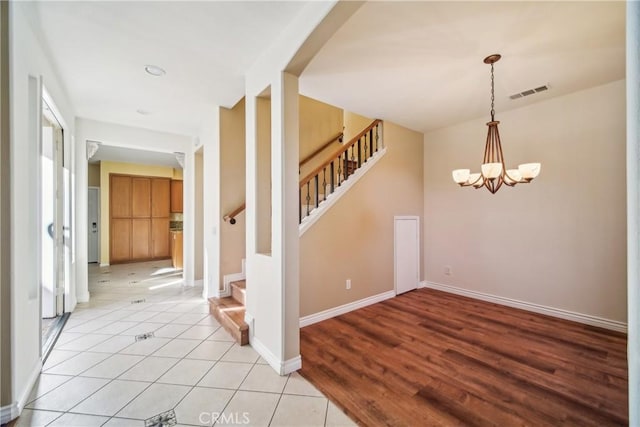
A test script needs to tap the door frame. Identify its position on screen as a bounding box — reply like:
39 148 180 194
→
394 215 420 295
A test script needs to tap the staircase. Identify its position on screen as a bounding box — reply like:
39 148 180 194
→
208 279 248 345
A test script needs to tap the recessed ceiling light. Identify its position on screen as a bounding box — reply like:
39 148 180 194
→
136 109 151 115
144 65 166 77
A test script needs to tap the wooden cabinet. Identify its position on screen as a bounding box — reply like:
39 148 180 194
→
111 175 131 218
170 180 183 213
131 219 151 259
152 218 170 258
132 178 151 217
152 179 171 217
109 174 171 264
110 218 131 263
171 231 183 269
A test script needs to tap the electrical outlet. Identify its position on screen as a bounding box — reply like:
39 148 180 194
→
444 265 452 276
346 279 351 290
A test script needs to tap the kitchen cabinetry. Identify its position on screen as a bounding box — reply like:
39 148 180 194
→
170 180 183 213
110 174 171 263
171 231 183 269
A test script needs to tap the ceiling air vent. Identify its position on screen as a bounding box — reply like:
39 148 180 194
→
509 85 549 100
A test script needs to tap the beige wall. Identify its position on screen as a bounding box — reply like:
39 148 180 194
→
99 161 177 265
298 95 343 177
220 99 247 281
424 80 627 322
88 162 100 187
300 120 424 316
344 110 374 143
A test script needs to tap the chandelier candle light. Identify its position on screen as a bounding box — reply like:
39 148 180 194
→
452 54 541 194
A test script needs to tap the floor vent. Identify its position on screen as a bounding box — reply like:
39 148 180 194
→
135 332 155 342
509 85 549 100
98 279 109 284
131 299 146 304
145 409 177 427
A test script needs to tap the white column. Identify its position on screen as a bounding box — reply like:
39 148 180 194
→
273 72 300 368
74 126 89 303
182 144 195 287
627 1 639 423
201 107 221 299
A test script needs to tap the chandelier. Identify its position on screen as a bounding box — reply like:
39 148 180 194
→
452 54 541 194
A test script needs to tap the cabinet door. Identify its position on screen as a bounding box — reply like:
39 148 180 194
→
151 218 170 258
132 219 151 259
110 219 131 262
132 178 151 218
151 178 171 217
170 180 183 213
110 175 131 218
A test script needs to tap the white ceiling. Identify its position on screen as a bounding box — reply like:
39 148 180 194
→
28 1 309 137
27 1 625 144
89 145 181 169
300 1 626 134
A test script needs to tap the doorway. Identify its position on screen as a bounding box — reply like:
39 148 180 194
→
394 216 420 295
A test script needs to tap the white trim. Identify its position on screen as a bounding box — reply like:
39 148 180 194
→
0 403 19 424
249 335 301 375
299 148 387 237
99 263 109 267
15 359 43 415
424 281 628 333
282 356 302 374
220 259 246 298
76 290 90 304
299 290 396 328
221 272 244 298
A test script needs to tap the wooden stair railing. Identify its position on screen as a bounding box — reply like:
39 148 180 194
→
223 203 246 225
223 132 343 225
299 131 344 170
299 119 382 222
223 120 382 224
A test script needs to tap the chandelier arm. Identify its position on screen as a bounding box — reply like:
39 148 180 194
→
503 169 520 186
450 53 541 194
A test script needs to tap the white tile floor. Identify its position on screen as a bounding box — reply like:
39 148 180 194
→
17 260 355 427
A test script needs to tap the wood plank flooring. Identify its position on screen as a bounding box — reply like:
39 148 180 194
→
299 288 628 427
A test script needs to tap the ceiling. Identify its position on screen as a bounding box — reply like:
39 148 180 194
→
300 1 626 134
89 145 181 169
27 1 625 142
28 1 309 137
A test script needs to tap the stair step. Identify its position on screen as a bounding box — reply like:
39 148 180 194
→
208 297 248 346
230 280 246 305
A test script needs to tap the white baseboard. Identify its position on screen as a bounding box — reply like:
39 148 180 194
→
424 281 627 333
299 148 387 237
300 290 396 328
99 263 109 267
76 291 90 303
0 403 19 424
17 359 43 412
282 356 302 374
249 335 301 375
221 261 246 299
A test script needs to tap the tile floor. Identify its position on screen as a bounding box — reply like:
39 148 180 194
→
17 261 355 427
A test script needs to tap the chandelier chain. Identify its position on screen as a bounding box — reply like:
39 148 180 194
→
490 63 495 121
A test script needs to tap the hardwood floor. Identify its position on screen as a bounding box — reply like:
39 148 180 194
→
299 288 628 426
